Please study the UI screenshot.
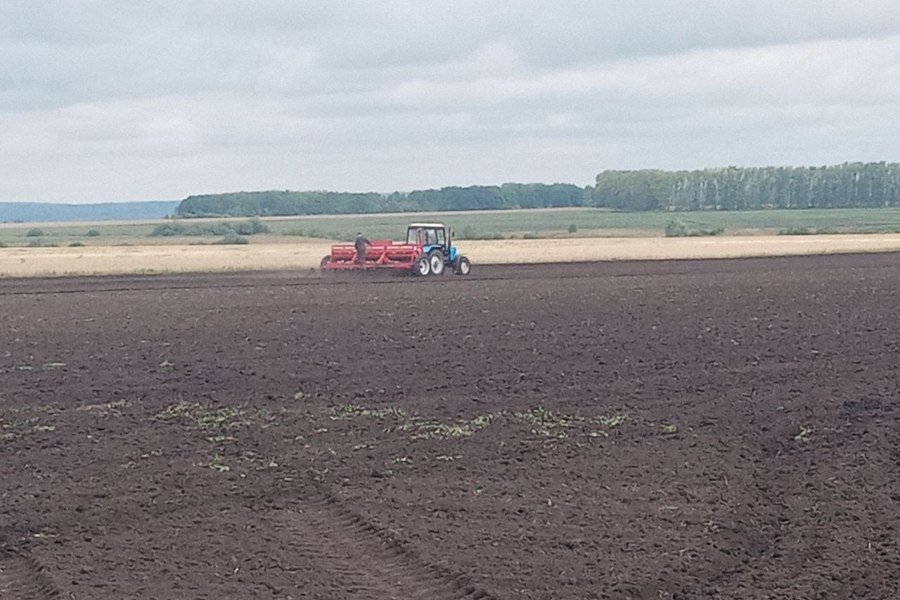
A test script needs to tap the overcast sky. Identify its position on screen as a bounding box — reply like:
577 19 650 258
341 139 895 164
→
2 1 899 203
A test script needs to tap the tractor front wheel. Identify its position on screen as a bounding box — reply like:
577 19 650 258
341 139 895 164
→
428 250 446 276
453 256 471 275
414 255 431 276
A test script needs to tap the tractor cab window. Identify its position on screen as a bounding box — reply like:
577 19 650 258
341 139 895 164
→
407 226 446 246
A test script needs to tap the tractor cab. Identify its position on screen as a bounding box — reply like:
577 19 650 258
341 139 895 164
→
405 223 471 276
406 223 451 256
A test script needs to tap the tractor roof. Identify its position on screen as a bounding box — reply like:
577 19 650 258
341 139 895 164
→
407 223 445 229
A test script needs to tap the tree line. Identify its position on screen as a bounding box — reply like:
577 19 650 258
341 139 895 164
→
593 162 900 211
174 183 588 217
173 162 900 216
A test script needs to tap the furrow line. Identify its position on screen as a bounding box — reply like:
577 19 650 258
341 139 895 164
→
279 495 498 600
0 554 60 600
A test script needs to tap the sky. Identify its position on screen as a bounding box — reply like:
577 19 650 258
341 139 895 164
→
2 1 900 204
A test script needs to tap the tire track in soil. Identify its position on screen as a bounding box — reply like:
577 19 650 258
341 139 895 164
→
4 252 900 298
0 269 527 296
0 258 777 296
0 554 59 600
278 495 496 600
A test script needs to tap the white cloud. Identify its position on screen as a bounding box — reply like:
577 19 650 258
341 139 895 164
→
1 1 900 202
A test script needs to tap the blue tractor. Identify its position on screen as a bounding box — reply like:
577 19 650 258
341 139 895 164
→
406 223 471 276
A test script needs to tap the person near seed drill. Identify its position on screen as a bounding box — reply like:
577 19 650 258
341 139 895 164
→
354 232 371 265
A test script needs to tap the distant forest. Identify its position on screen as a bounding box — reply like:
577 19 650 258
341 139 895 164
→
594 162 900 211
174 162 900 217
175 183 589 217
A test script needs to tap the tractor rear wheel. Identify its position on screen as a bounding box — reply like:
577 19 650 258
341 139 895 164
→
453 256 471 275
414 255 431 276
428 250 445 275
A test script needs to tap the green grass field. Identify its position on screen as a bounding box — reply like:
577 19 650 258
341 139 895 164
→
4 207 900 248
267 207 900 240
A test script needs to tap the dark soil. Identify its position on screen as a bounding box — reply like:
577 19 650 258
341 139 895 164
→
2 254 899 599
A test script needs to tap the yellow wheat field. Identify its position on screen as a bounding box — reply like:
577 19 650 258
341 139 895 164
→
2 235 900 278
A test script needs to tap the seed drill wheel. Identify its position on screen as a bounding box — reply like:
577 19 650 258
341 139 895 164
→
428 250 445 276
414 255 431 276
454 256 471 275
320 255 330 269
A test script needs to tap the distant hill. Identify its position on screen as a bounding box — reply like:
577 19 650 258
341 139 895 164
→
0 201 181 223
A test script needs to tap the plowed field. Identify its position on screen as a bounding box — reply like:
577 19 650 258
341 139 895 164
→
2 255 899 599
